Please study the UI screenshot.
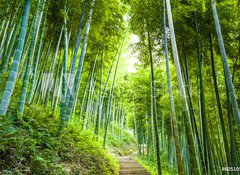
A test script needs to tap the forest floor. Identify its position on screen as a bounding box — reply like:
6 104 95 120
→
118 156 150 175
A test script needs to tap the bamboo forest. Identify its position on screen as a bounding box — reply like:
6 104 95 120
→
0 0 240 174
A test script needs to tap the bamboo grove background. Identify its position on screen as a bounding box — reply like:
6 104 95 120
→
0 0 240 175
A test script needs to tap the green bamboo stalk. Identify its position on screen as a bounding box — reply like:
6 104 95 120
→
59 1 69 135
165 0 201 174
194 11 213 174
212 0 240 134
232 39 240 83
52 52 62 110
225 80 239 170
0 16 21 78
65 0 87 115
64 0 95 125
182 41 202 157
161 111 165 152
210 33 230 167
0 0 31 115
133 98 139 151
117 104 121 139
0 20 10 55
145 93 151 158
147 29 162 175
162 1 184 172
111 96 116 135
17 42 31 79
22 17 34 62
84 77 97 129
0 20 6 39
54 63 63 109
35 39 53 103
95 51 104 139
0 0 18 63
79 75 91 123
103 37 124 148
27 1 48 103
0 16 17 74
44 27 63 105
83 59 97 129
93 99 99 129
99 63 114 127
18 0 44 115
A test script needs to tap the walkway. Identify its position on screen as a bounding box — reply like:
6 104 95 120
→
118 156 150 175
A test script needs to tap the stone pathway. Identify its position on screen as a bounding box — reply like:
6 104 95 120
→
118 156 150 175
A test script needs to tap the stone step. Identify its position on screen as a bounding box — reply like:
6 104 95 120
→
119 170 149 173
120 163 142 165
119 173 150 175
118 157 150 175
120 160 136 162
120 167 146 169
120 169 147 172
120 165 143 168
119 171 150 175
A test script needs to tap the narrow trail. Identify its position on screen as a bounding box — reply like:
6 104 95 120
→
118 156 150 175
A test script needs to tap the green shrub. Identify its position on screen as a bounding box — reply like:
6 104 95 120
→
106 127 137 156
0 104 118 175
135 155 177 175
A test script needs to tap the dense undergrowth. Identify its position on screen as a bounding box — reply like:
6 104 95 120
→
0 105 119 175
135 154 177 175
105 128 137 156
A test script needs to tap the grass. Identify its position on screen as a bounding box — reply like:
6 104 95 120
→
134 153 177 175
0 104 119 175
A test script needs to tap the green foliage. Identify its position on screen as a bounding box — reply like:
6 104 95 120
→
0 104 118 174
135 154 177 175
1 0 240 174
106 127 137 156
60 125 119 175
